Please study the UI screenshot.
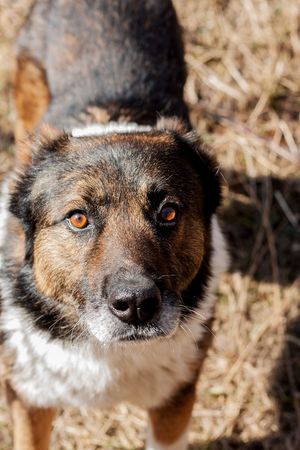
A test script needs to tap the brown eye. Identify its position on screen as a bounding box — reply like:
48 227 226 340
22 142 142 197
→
68 211 89 230
158 205 178 224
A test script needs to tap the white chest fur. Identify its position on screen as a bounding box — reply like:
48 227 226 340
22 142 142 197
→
4 310 204 409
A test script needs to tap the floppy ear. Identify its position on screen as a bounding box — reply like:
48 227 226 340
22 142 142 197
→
156 117 222 220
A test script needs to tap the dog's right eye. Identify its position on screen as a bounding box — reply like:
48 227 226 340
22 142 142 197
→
66 211 90 231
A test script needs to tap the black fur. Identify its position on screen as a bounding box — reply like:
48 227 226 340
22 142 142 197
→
12 266 81 340
17 0 189 128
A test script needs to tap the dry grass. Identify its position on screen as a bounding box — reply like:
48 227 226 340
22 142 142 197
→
0 0 299 449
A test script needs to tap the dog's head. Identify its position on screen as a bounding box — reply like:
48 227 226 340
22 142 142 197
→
10 120 221 344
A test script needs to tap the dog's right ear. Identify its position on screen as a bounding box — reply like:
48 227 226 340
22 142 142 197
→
14 124 63 170
10 124 64 262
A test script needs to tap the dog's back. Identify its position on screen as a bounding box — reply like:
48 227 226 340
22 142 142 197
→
16 0 188 129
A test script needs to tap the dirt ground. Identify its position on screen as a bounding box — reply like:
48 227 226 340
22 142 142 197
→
0 0 299 449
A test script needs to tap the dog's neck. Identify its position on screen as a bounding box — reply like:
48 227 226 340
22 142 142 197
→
45 102 165 132
71 122 153 138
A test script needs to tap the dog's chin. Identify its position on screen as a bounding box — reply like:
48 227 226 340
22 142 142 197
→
88 323 178 345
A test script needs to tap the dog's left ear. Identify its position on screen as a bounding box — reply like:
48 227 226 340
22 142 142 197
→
156 117 222 219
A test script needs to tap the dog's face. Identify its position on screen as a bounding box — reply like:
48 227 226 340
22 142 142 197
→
10 126 221 344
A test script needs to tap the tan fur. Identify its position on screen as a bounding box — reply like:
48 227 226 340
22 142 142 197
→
3 216 26 270
86 106 111 124
13 126 64 173
33 228 85 307
156 116 189 134
6 384 55 450
14 52 51 141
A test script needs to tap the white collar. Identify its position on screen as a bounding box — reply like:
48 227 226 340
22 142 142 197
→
71 122 153 137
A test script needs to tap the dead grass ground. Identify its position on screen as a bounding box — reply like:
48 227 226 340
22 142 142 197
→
0 0 299 449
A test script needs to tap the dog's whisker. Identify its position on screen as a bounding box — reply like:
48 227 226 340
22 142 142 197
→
199 322 216 338
179 323 191 340
180 305 207 321
156 273 178 280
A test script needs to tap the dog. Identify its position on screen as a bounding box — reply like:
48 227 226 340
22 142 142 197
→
0 1 229 449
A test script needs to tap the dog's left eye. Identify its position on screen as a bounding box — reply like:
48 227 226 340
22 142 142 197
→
66 211 90 231
158 204 178 224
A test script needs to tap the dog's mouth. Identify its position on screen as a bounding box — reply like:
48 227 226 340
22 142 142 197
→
110 322 175 343
83 291 181 345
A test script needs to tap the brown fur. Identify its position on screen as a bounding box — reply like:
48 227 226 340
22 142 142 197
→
149 324 214 445
3 216 26 270
149 383 196 445
28 133 207 308
14 52 51 141
6 384 55 450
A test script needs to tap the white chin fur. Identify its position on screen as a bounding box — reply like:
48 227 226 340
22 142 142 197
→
83 300 180 345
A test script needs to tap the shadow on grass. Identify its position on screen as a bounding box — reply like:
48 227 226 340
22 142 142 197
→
188 170 300 449
188 313 300 450
219 169 300 286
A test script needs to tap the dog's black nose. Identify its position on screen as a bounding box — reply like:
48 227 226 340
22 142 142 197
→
109 282 162 324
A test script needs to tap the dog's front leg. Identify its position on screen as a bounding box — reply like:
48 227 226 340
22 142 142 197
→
6 383 55 450
146 383 196 450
